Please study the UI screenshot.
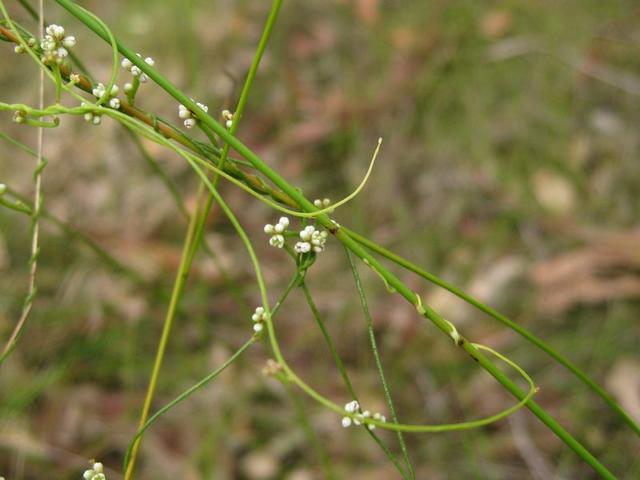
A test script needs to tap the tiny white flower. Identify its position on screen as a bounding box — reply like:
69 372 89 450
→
144 57 155 66
264 224 275 234
56 46 68 58
131 65 141 77
92 115 102 125
184 118 196 129
314 199 322 207
225 119 233 128
294 242 311 254
124 82 133 93
62 35 76 48
92 462 104 473
299 226 314 242
53 25 65 39
274 223 284 233
178 105 191 119
255 307 265 315
121 57 132 70
253 323 264 333
269 234 285 248
109 98 121 109
14 44 25 54
139 73 149 83
341 417 352 428
278 217 290 228
345 400 359 413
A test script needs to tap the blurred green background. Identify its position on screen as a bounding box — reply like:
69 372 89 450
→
1 0 639 478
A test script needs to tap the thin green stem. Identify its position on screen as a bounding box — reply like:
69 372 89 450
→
346 249 416 479
300 279 410 479
342 226 640 438
123 336 256 472
184 0 283 268
124 181 208 480
0 0 45 366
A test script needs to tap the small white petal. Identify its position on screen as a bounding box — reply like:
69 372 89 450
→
184 118 196 129
121 58 132 70
144 57 155 66
255 307 265 315
278 217 289 227
92 462 104 473
253 323 264 333
274 223 284 233
341 417 352 428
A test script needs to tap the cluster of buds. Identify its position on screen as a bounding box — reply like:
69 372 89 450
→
341 400 386 430
82 460 107 480
121 55 153 84
178 101 208 129
92 83 121 109
251 307 269 333
264 216 290 248
40 24 76 64
80 102 101 126
262 359 283 377
295 225 328 254
12 110 26 124
313 198 331 209
221 109 234 129
13 37 36 54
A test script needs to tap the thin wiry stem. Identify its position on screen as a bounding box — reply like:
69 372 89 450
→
299 279 410 479
0 0 45 366
346 249 416 479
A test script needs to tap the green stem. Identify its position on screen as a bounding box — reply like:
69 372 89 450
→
342 225 640 438
123 336 256 472
300 279 410 479
346 249 416 479
124 181 208 480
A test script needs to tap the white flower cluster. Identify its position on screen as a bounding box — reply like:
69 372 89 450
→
295 225 328 254
251 306 268 333
341 400 386 430
263 216 289 248
92 83 121 109
221 109 234 129
40 24 76 64
83 461 106 480
121 55 154 85
178 101 208 129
